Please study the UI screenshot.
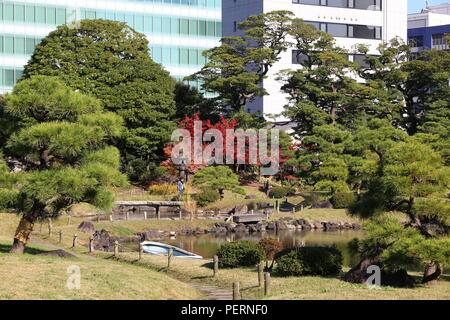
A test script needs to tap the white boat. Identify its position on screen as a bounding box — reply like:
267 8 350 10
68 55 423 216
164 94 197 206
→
141 241 203 259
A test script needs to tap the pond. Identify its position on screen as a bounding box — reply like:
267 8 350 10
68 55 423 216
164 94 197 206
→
163 230 365 267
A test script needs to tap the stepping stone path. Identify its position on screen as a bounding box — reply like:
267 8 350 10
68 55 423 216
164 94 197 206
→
191 284 233 300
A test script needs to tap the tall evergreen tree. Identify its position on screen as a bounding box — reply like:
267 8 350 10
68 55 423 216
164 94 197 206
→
22 19 176 184
0 76 127 253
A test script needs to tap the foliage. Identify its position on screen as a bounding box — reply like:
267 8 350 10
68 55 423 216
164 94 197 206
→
356 217 450 274
194 188 221 207
269 186 289 199
192 166 244 197
0 76 127 252
22 19 176 184
174 82 220 122
148 183 178 196
259 238 283 270
189 11 293 112
331 192 356 209
275 246 343 277
217 241 265 268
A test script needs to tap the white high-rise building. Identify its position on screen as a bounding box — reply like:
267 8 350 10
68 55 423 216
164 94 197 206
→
223 0 408 121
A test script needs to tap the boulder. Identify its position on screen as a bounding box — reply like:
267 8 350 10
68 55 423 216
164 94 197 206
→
323 222 340 231
233 224 248 233
194 227 206 235
266 222 276 231
255 222 266 232
138 230 163 241
275 221 289 231
78 221 95 233
352 223 362 230
92 229 117 252
312 200 333 209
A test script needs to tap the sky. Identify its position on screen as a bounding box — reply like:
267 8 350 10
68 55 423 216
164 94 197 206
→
408 0 447 13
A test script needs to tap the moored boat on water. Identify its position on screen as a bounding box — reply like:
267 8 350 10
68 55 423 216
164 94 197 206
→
141 241 203 259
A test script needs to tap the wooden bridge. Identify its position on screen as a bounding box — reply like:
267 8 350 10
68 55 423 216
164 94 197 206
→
233 213 268 224
114 201 184 220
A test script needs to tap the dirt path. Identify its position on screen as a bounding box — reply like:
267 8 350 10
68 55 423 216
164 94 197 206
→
190 284 233 300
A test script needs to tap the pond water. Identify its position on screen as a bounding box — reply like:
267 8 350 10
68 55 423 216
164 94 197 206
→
163 230 365 267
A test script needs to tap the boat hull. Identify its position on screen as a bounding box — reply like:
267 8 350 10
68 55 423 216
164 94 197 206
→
141 241 203 259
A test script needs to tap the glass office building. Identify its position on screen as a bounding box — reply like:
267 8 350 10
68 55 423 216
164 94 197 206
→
0 0 222 94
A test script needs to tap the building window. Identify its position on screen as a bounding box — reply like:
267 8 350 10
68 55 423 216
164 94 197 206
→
432 34 447 46
305 21 382 40
409 36 424 48
292 0 381 10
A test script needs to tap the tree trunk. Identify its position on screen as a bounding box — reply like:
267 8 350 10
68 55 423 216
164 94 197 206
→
422 262 442 285
344 246 383 284
344 253 381 284
10 214 37 254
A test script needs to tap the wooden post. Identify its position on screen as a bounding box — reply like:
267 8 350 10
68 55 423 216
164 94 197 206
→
258 263 264 287
97 215 100 223
114 241 119 257
276 200 280 213
213 255 219 277
72 234 78 248
39 223 43 233
179 209 182 220
293 207 296 214
139 243 143 261
264 272 271 296
126 212 130 221
67 215 72 226
48 218 52 237
144 211 147 220
59 230 63 244
233 282 240 300
301 205 304 212
109 214 113 222
167 248 173 268
89 237 94 253
156 206 161 220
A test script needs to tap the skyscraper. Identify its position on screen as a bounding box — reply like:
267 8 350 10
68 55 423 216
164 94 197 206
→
0 0 222 94
223 0 408 121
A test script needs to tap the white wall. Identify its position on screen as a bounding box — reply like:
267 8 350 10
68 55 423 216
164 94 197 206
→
223 0 408 121
408 12 450 28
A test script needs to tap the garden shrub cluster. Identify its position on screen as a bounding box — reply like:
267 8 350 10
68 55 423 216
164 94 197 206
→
269 187 290 199
217 241 265 268
194 189 221 207
275 246 343 277
148 183 178 196
331 192 357 209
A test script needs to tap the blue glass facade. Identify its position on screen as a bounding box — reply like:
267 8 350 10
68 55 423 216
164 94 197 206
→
0 0 222 93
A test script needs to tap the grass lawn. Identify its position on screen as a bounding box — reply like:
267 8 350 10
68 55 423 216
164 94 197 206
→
273 209 361 224
97 251 450 300
2 207 449 300
0 213 202 300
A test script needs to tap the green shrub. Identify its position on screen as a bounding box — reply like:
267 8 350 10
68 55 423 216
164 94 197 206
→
217 241 265 268
194 189 220 207
269 187 289 199
331 192 356 209
275 246 343 277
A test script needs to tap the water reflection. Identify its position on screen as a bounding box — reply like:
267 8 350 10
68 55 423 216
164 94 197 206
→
165 230 365 267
